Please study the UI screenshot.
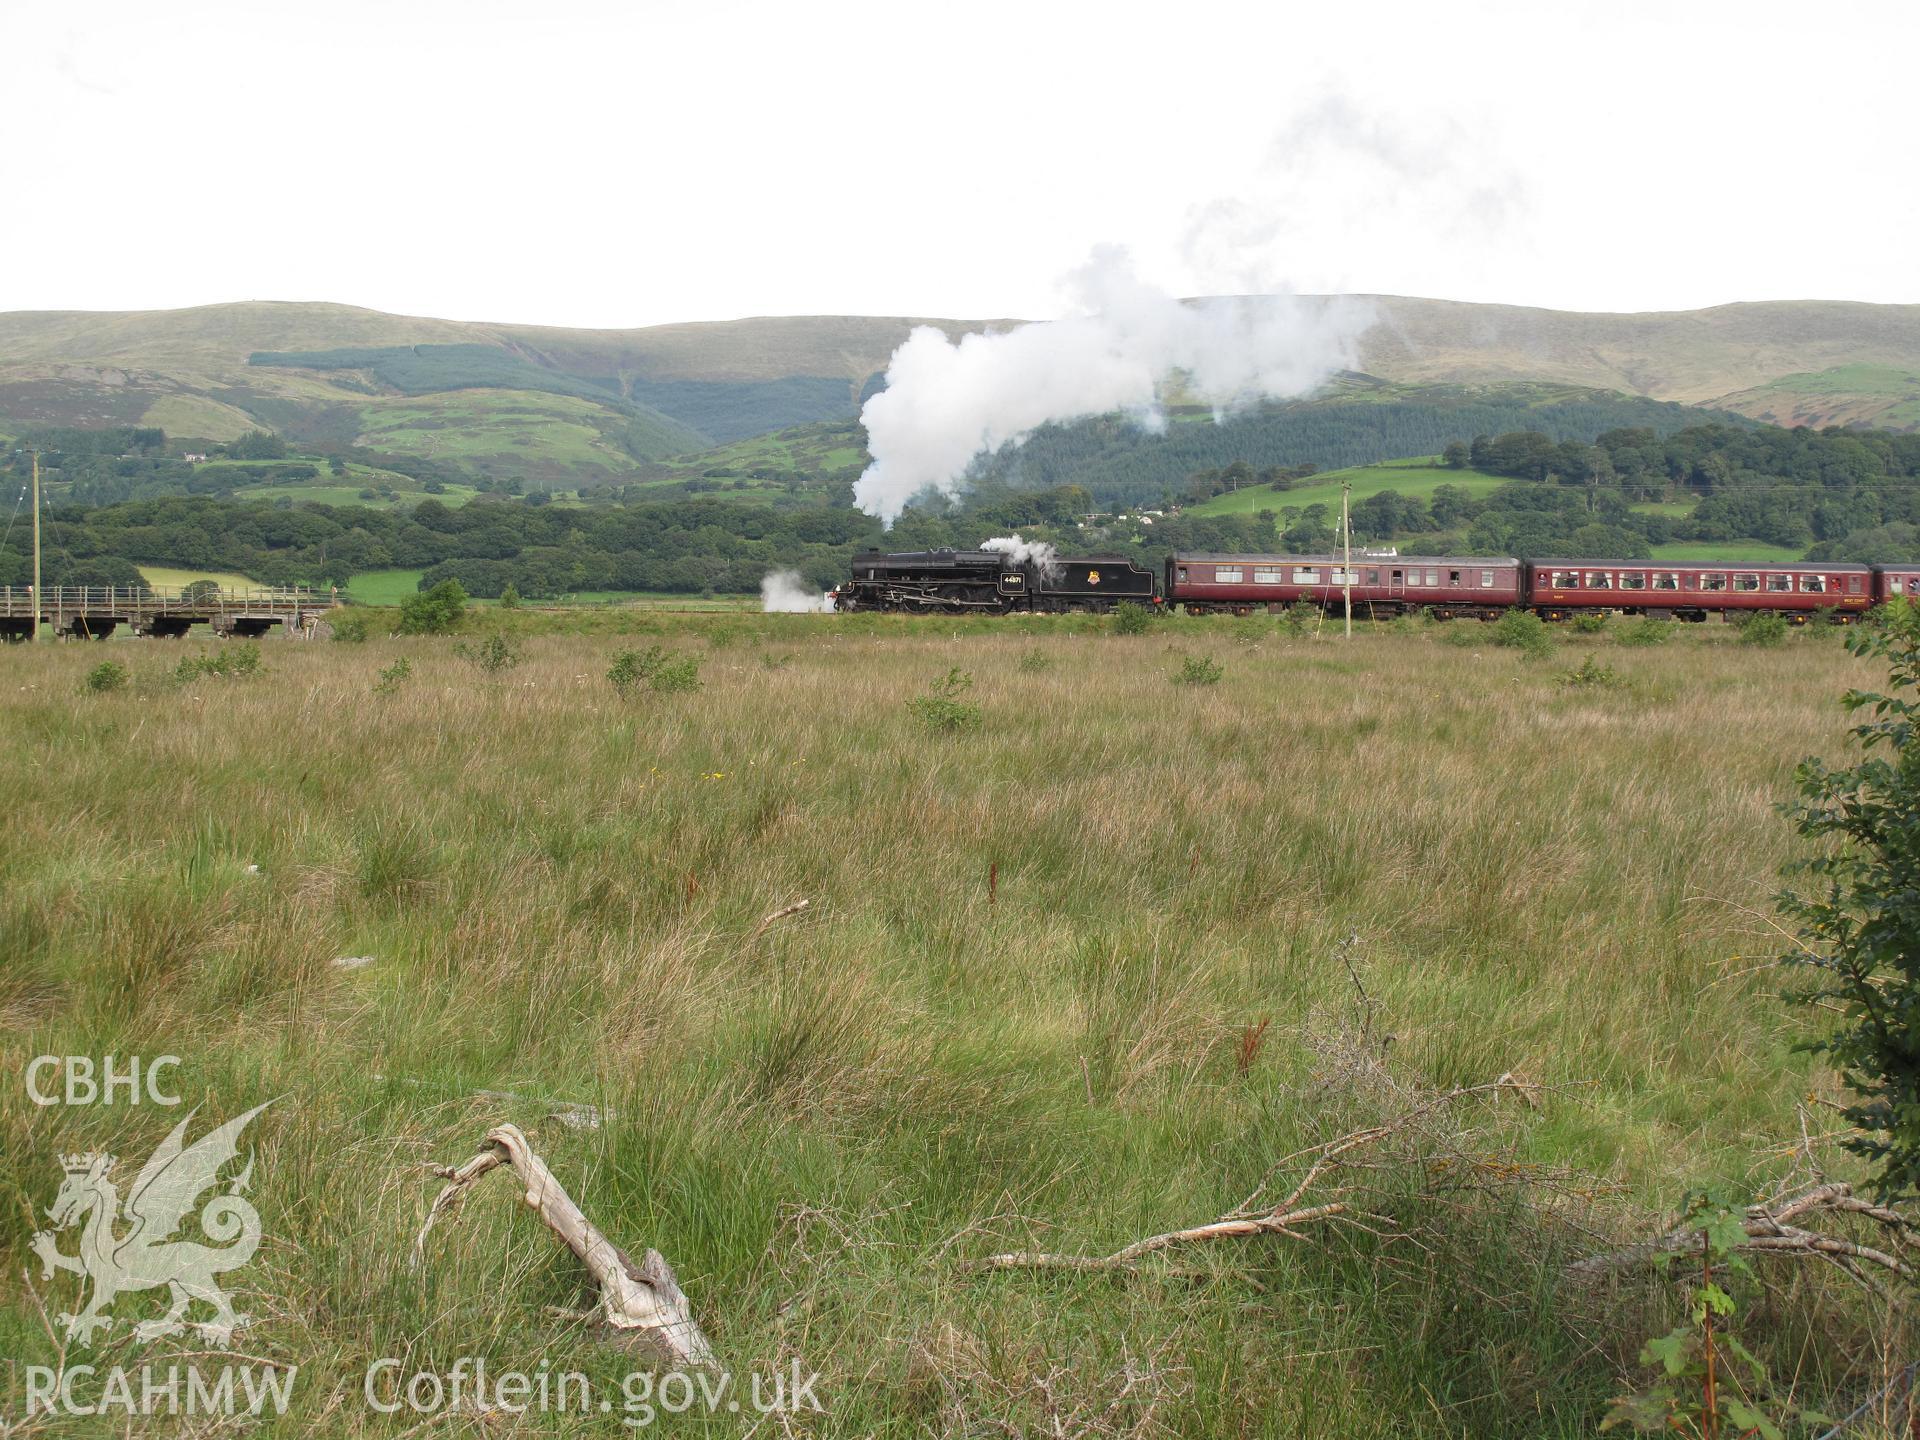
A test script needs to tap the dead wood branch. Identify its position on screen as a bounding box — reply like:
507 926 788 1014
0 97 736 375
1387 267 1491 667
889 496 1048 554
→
967 1079 1538 1275
1568 1182 1918 1279
749 898 811 942
414 1123 714 1366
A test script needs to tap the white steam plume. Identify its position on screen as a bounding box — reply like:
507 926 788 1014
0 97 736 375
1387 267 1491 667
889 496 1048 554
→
853 246 1371 524
760 569 833 613
979 534 1060 578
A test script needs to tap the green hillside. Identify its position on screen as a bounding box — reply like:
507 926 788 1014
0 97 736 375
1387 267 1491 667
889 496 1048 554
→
1707 364 1920 430
1189 457 1509 516
5 297 1920 493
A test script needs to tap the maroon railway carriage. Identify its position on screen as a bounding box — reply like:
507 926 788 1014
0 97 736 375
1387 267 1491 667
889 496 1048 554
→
1527 560 1873 622
1876 565 1920 604
1168 554 1523 618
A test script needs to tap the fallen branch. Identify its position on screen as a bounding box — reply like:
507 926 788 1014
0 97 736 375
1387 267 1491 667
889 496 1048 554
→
749 898 810 942
1568 1182 1917 1278
415 1123 714 1366
967 1078 1536 1275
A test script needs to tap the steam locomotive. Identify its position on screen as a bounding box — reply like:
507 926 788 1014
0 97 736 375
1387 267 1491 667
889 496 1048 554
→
834 548 1920 621
832 549 1157 613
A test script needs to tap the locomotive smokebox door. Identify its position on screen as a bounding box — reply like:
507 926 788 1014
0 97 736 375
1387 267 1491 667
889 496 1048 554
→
997 571 1027 594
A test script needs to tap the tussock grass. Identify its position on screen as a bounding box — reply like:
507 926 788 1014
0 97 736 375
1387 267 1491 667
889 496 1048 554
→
0 617 1895 1434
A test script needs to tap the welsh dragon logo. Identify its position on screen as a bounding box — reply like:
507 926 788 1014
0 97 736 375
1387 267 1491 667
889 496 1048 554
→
30 1102 271 1345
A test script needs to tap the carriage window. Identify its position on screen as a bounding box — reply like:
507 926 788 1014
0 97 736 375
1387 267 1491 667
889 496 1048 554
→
1425 569 1439 585
1766 574 1793 593
1551 570 1581 588
1366 569 1380 585
1214 567 1242 583
1177 567 1188 582
1701 573 1727 592
1800 575 1827 593
1290 567 1319 584
1405 571 1421 586
1848 576 1863 594
1653 572 1679 591
1331 568 1358 585
1619 572 1647 591
1585 572 1612 589
1481 570 1496 587
1254 567 1284 584
1732 574 1760 592
1448 570 1461 585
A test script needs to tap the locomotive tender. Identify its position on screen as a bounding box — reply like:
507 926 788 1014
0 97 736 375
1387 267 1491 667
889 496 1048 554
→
837 548 1920 622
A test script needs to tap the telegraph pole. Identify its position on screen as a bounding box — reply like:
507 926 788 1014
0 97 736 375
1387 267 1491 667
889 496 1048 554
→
31 450 43 643
1341 478 1353 640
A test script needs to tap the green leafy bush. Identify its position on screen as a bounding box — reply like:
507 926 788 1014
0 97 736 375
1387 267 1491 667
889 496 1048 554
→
1489 609 1553 658
608 645 701 696
372 657 412 695
908 667 981 732
453 633 520 673
394 579 467 636
173 646 262 684
1278 602 1321 636
1614 618 1673 647
1172 654 1225 687
1570 612 1608 635
1558 654 1623 689
1017 651 1052 673
1736 612 1788 647
1111 601 1151 636
1781 599 1920 1194
330 610 372 643
497 582 522 610
83 660 129 693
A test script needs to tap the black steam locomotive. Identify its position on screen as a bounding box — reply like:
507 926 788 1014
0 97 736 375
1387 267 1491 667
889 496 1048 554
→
831 549 1158 614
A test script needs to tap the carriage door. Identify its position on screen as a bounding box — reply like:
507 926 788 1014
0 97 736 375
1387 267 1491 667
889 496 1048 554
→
1388 567 1405 598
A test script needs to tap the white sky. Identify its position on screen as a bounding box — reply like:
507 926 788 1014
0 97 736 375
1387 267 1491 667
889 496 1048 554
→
2 0 1914 328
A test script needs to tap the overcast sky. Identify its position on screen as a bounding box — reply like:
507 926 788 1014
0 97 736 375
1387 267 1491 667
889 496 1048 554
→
3 0 1914 328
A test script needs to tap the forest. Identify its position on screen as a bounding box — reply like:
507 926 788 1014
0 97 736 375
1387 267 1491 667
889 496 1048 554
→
5 420 1920 598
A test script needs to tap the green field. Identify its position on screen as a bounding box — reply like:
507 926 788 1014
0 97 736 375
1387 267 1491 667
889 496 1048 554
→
1187 457 1510 517
1649 540 1805 562
137 565 262 592
344 568 427 604
0 615 1895 1434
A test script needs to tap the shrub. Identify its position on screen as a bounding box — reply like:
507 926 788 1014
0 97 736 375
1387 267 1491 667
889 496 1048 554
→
497 582 522 610
330 610 372 643
373 657 412 696
1017 651 1052 673
1111 601 1151 636
1558 654 1623 689
1279 602 1321 636
649 655 702 693
1489 609 1553 658
83 660 129 693
608 645 701 696
1781 598 1920 1193
1570 612 1608 635
453 633 520 673
908 667 981 732
1615 618 1673 647
173 646 262 684
1737 612 1789 647
1172 654 1225 687
394 579 467 636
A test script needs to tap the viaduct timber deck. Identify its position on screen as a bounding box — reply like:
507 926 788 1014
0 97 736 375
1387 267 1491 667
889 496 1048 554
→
0 586 331 640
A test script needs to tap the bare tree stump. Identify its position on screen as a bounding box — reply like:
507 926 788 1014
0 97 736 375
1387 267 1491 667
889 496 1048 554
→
416 1123 714 1367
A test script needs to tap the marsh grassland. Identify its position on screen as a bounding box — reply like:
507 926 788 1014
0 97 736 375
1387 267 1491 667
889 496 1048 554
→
0 614 1902 1435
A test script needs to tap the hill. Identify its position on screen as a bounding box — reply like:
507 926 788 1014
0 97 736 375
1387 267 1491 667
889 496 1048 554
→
3 297 1919 456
